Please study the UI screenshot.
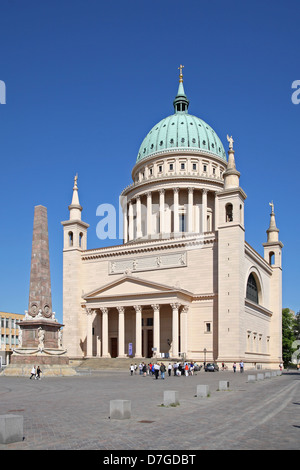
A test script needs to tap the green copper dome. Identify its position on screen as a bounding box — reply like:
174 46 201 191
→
136 79 226 163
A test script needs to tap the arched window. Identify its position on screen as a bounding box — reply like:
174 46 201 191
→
269 251 275 265
79 232 83 247
246 273 259 304
226 203 233 222
68 231 73 247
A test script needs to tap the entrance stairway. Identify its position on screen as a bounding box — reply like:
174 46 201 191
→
75 357 148 373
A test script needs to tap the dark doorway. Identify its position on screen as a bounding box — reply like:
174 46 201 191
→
147 329 153 358
111 337 118 358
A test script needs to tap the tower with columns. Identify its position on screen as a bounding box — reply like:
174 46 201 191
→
61 69 283 368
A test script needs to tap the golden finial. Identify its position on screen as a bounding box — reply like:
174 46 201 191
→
178 64 184 83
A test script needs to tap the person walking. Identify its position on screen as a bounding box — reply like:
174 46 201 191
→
36 366 42 380
233 362 237 373
160 363 166 379
130 364 134 376
239 361 244 373
30 365 36 379
154 363 160 380
168 363 172 377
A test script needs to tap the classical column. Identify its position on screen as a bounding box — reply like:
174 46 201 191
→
159 189 165 234
134 305 142 357
86 308 94 357
136 196 142 238
180 305 189 356
171 303 180 357
101 307 109 357
128 201 134 241
187 187 194 233
123 201 128 244
96 310 102 357
214 191 219 231
152 304 160 356
202 189 207 233
146 192 152 236
117 306 126 357
173 188 179 234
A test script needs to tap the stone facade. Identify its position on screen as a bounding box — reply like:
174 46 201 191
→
61 78 283 369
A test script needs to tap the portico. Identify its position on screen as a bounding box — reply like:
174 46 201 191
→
82 275 191 359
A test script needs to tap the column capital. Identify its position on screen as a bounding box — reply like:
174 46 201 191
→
188 187 194 194
134 305 142 313
146 191 152 198
181 305 189 314
86 308 93 315
117 306 125 314
151 304 160 311
100 307 108 315
159 188 165 195
173 187 179 194
170 302 181 310
202 188 208 195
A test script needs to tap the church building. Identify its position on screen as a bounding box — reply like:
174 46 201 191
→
61 68 283 368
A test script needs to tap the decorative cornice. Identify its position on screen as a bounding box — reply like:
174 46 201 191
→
81 234 217 261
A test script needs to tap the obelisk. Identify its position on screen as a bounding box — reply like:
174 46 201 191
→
28 205 53 318
10 205 69 367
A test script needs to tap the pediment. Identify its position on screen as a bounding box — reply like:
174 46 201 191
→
83 275 190 300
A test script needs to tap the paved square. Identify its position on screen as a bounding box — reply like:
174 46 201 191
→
0 369 299 450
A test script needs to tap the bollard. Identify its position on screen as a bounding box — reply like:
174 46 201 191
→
247 375 256 382
196 385 210 398
219 381 229 391
0 415 23 444
164 391 179 406
109 400 131 420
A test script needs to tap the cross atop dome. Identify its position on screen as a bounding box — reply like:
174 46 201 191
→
178 64 184 83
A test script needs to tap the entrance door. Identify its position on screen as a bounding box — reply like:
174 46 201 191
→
147 329 153 358
111 338 118 358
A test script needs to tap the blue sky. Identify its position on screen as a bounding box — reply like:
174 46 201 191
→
0 0 299 324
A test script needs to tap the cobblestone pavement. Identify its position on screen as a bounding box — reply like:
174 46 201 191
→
0 369 299 451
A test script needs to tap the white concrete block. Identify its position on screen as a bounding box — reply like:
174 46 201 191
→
164 390 179 406
247 375 256 382
0 415 23 444
110 400 131 420
196 385 210 397
257 373 265 380
219 381 229 391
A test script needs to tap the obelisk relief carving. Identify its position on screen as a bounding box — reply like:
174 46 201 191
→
28 205 53 319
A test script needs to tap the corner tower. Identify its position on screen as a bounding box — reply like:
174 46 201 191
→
61 175 89 357
217 137 247 362
263 203 283 363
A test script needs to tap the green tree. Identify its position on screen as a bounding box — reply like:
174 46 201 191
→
282 308 297 366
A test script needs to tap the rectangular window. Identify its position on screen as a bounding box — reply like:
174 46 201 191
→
203 165 207 172
179 214 185 232
180 163 185 170
169 163 174 171
158 165 162 173
192 163 197 170
206 323 211 333
146 318 153 326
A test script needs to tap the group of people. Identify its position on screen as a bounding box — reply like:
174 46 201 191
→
29 365 42 380
232 361 244 373
130 361 200 379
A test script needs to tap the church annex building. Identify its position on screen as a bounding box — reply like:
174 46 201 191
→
61 69 283 369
